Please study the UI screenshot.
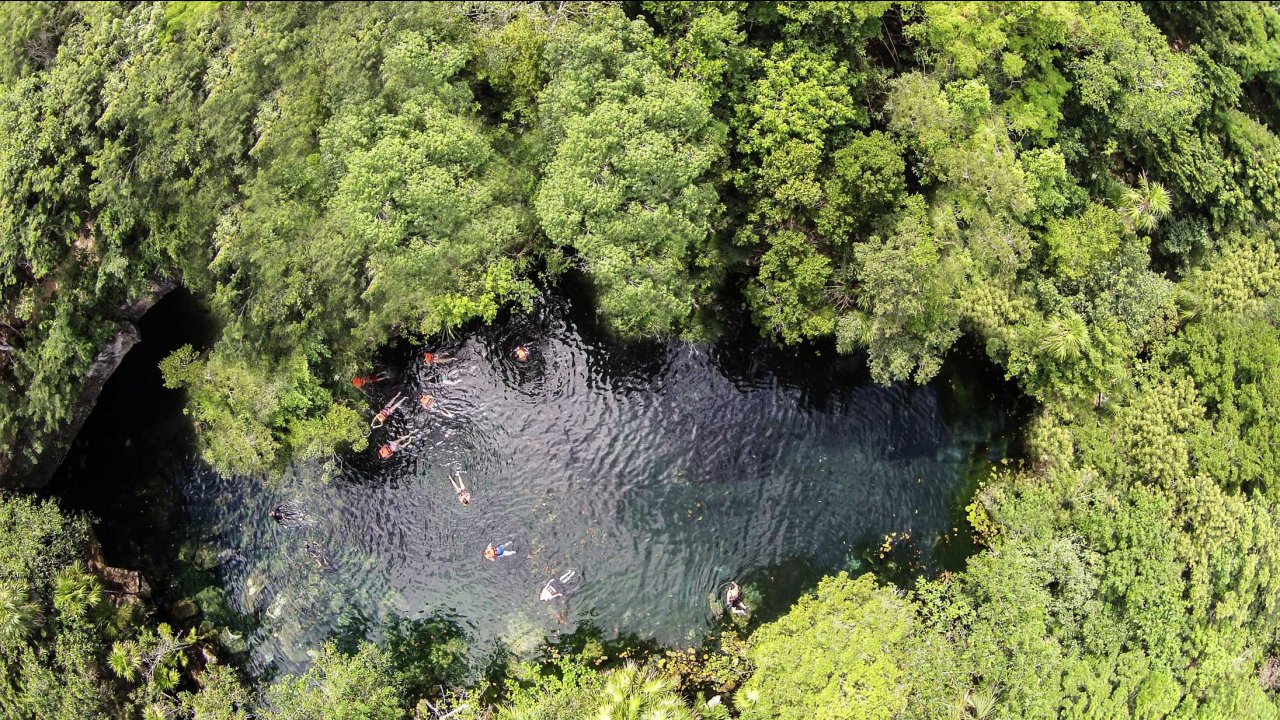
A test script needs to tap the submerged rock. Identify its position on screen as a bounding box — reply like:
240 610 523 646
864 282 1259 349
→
218 627 248 656
244 570 269 608
172 598 200 620
266 594 289 621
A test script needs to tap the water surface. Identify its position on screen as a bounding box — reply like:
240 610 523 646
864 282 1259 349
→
174 293 1003 674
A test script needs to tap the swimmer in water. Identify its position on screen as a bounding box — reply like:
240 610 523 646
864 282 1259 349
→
370 392 407 429
379 432 417 459
449 471 471 505
304 541 332 570
268 503 313 527
351 370 389 389
540 569 578 601
428 370 461 386
513 345 530 362
418 393 454 417
484 542 516 560
423 351 457 366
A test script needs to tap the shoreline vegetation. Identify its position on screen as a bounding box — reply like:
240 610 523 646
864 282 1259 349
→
4 1 1280 718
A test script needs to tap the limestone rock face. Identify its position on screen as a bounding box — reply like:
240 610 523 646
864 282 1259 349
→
0 281 174 488
87 538 152 601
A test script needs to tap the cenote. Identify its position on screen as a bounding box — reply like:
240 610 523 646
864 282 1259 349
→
50 283 1016 678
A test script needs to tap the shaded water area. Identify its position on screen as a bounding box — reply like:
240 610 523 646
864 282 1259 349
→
52 286 1014 678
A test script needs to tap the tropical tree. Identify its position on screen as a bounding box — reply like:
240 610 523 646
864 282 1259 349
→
738 573 913 720
596 664 694 720
535 9 725 338
0 580 37 649
1120 173 1172 232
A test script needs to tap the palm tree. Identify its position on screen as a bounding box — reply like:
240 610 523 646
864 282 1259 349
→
109 639 143 683
0 581 37 649
596 664 694 720
1038 312 1089 361
53 563 104 621
1121 173 1171 232
965 688 998 719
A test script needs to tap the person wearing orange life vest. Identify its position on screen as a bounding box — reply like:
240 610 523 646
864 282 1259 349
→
423 351 457 366
484 542 516 560
378 432 417 459
418 393 454 417
351 370 389 388
371 392 407 429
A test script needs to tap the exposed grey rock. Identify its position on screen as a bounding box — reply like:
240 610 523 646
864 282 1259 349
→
0 281 175 488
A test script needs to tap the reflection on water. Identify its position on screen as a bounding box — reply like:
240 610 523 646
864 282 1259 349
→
177 293 1004 675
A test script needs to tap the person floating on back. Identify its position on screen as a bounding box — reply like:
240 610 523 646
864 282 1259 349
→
725 581 749 616
423 351 457 366
513 345 530 363
371 392 407 429
351 370 389 388
449 471 471 505
484 542 516 560
379 432 417 459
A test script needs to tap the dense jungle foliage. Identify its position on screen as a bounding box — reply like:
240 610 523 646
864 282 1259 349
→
4 0 1280 718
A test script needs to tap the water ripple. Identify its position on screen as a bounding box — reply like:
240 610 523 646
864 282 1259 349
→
175 293 1001 676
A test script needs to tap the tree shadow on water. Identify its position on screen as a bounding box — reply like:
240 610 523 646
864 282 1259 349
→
729 557 831 629
330 611 472 700
540 621 665 668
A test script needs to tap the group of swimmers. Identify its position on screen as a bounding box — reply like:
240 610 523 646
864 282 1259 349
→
355 351 466 460
352 345 572 587
329 343 751 613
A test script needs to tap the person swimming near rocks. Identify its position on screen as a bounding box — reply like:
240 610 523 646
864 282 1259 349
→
423 351 457 366
484 542 516 561
449 471 471 505
351 370 389 389
304 541 333 571
370 392 407 429
378 432 418 459
725 581 749 616
540 569 580 601
268 503 313 527
513 344 530 363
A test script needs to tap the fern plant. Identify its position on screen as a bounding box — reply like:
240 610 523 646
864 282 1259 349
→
596 663 694 720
